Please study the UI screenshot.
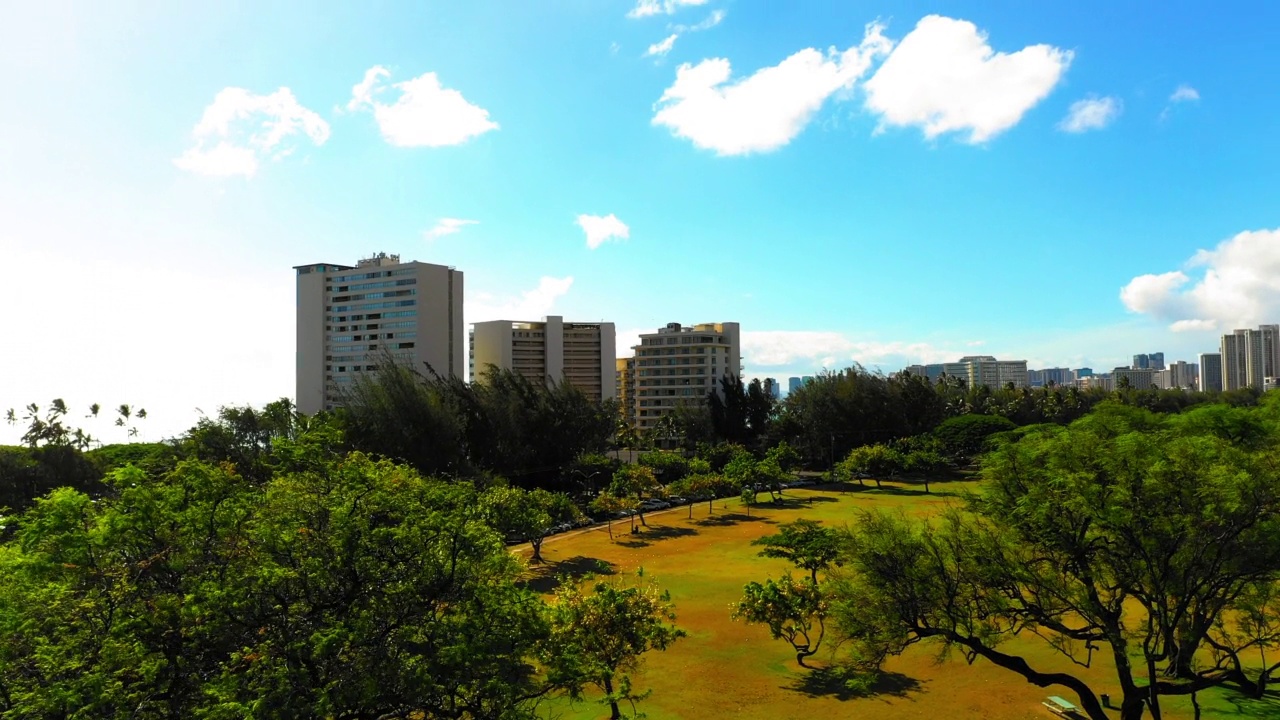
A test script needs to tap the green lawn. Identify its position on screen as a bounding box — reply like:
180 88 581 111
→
522 480 1280 720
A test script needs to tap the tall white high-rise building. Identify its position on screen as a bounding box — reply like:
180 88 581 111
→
295 253 464 414
629 322 740 432
1220 325 1279 391
469 316 616 403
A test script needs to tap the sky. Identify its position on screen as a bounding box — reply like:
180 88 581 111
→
2 1 1279 443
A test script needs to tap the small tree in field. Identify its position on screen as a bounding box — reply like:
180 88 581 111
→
484 486 581 562
590 492 636 539
740 484 758 517
545 574 685 720
838 444 904 489
610 464 662 529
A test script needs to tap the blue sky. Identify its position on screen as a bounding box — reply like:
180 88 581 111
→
2 1 1279 442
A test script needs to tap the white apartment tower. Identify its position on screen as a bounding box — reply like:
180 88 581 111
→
295 253 464 414
470 316 617 403
629 322 741 432
1220 325 1279 391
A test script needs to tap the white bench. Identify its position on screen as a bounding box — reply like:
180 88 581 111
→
1043 696 1083 717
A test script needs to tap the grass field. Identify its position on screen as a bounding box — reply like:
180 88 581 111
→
519 480 1280 720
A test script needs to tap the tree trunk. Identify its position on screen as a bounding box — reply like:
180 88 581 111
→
604 676 621 720
530 538 543 563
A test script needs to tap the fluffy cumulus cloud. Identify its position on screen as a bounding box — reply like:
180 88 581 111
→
646 34 678 57
424 217 478 240
1170 84 1200 102
347 65 498 147
863 15 1072 143
467 276 574 328
174 87 329 178
1058 96 1121 133
652 22 893 155
627 0 708 19
577 213 630 249
1119 228 1280 331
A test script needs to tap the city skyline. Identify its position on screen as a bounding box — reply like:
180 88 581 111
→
4 2 1280 442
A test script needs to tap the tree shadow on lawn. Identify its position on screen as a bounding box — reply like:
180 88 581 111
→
522 555 616 593
613 525 699 549
836 483 967 499
785 666 924 702
694 512 776 528
1218 688 1280 717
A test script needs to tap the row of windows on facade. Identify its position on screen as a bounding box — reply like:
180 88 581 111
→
328 288 417 303
327 342 416 353
325 278 417 293
326 321 416 334
640 336 728 346
328 299 417 313
328 331 416 344
636 347 730 360
326 309 417 323
327 266 418 283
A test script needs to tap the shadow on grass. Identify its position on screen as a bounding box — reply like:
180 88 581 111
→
830 482 967 499
1217 688 1280 717
613 525 699 548
523 555 616 593
785 667 923 702
694 512 776 528
768 495 839 507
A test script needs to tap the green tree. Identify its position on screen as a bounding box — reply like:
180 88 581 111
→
610 464 663 528
751 519 840 583
545 575 685 720
734 573 828 669
830 415 1280 720
485 485 582 562
836 443 904 489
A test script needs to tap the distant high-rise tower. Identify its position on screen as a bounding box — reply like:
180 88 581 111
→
1220 326 1279 391
1199 353 1223 392
295 253 463 414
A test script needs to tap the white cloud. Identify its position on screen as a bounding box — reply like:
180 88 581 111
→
424 217 478 240
1058 96 1121 133
174 87 329 178
863 15 1072 143
1119 228 1280 331
652 22 892 155
682 9 725 31
468 276 574 327
577 213 630 249
627 0 708 19
741 331 965 368
347 65 498 147
1170 84 1200 102
647 34 678 57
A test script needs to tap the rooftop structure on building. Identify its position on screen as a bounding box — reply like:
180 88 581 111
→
295 253 463 414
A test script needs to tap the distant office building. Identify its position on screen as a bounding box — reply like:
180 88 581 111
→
1029 367 1075 387
762 377 781 400
1133 353 1166 371
1113 367 1157 390
1075 367 1094 378
787 376 814 394
904 357 1027 389
1076 373 1113 391
632 322 741 433
295 253 463 414
1166 360 1199 390
1199 353 1223 392
1220 325 1279 391
470 316 616 403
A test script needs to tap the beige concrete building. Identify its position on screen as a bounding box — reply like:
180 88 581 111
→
616 357 636 427
629 321 741 432
295 253 464 414
469 316 616 402
1221 325 1279 391
1113 366 1157 390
